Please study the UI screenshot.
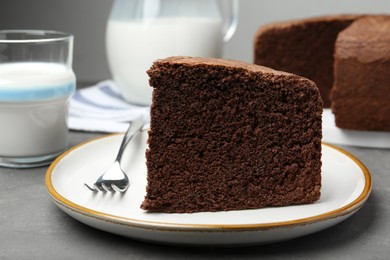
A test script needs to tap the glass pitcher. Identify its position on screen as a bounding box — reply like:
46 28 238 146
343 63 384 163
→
106 0 238 105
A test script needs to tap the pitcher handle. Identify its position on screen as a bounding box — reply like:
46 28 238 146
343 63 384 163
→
223 0 239 43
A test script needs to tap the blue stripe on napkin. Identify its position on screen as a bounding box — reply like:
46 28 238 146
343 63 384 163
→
72 91 128 110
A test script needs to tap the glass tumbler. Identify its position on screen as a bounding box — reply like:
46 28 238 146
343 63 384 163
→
0 30 76 168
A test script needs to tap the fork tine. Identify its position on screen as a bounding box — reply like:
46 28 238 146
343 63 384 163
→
101 183 113 192
95 183 106 192
111 184 121 193
112 183 129 193
84 183 98 192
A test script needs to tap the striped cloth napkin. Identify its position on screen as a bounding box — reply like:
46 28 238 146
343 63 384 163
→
68 80 150 133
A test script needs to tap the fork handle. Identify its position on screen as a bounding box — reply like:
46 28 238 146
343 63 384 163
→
115 116 145 162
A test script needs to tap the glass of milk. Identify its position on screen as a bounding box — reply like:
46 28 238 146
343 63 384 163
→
106 0 238 105
0 30 76 168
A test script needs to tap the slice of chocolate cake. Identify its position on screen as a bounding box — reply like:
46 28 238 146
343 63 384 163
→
253 15 362 107
141 56 322 213
330 16 390 131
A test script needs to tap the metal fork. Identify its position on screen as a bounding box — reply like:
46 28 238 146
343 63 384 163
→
84 116 145 193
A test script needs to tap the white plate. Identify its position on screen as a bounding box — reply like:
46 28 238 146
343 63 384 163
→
46 132 371 246
322 108 390 148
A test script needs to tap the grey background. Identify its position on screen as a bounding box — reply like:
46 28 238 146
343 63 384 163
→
0 0 389 83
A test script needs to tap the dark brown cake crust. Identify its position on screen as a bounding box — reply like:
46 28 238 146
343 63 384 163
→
142 56 322 213
253 15 362 107
330 16 390 131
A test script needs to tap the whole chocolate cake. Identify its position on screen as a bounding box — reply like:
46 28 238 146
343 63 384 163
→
141 56 322 213
253 15 362 107
330 16 390 131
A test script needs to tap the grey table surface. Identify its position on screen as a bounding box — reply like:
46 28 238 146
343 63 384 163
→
1 130 389 260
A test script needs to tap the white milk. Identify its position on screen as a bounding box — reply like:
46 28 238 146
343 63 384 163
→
0 62 75 159
106 17 223 105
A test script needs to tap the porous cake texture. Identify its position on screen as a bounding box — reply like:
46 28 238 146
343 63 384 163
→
254 15 362 107
141 56 322 213
331 16 390 131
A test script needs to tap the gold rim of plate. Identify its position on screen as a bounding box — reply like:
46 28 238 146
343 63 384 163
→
45 135 372 232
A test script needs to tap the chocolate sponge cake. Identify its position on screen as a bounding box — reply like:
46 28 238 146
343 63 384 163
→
330 16 390 131
254 15 361 107
141 56 322 213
